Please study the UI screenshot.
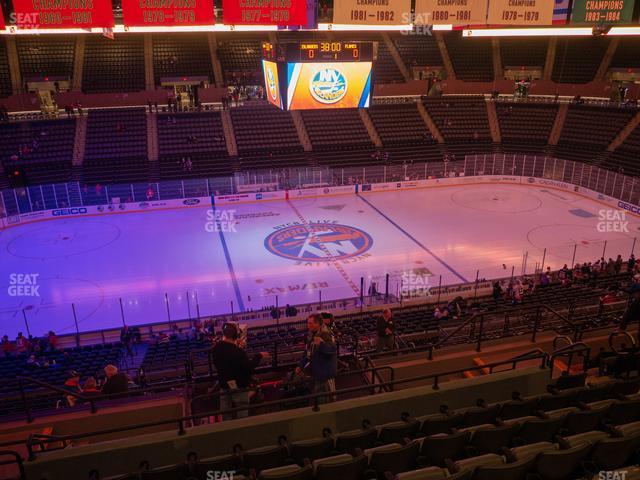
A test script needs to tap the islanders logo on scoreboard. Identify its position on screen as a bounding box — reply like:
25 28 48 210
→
265 223 372 262
309 68 348 104
266 66 278 102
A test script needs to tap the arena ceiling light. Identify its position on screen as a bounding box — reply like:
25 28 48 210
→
317 23 414 30
0 24 278 34
462 26 640 36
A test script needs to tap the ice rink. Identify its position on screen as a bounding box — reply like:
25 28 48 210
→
1 183 638 337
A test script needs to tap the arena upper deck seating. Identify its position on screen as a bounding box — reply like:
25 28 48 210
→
82 108 149 184
82 35 145 94
300 109 373 151
230 104 303 158
552 37 610 84
495 102 558 154
157 111 230 179
423 96 492 144
0 118 76 185
368 102 435 146
555 105 635 164
443 34 493 82
393 32 443 70
608 122 640 176
611 37 640 70
16 36 76 81
499 37 549 70
217 36 264 82
152 35 213 86
0 38 12 98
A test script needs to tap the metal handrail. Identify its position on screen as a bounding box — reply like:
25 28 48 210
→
549 342 591 377
609 329 638 353
552 335 573 350
0 450 25 480
24 353 548 461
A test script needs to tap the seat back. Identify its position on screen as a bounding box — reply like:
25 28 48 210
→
471 423 520 454
534 442 592 480
369 441 420 476
315 455 367 480
472 456 536 480
421 431 472 467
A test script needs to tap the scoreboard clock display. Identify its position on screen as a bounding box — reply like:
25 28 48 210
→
281 42 374 62
571 0 634 23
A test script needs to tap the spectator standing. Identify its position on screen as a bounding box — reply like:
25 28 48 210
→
376 308 395 351
210 323 266 420
301 314 337 404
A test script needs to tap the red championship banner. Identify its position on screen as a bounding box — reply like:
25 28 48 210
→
12 0 115 28
222 0 308 25
122 0 215 26
0 8 5 29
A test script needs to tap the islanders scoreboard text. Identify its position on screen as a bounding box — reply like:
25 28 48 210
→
262 42 374 111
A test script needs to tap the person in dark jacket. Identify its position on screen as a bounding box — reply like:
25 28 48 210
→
101 364 129 396
301 314 337 404
621 290 640 332
376 308 395 351
210 323 267 420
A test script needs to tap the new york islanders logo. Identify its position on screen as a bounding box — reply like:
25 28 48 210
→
309 68 348 104
266 66 278 101
265 223 372 262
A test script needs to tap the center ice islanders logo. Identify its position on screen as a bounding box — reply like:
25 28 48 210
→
309 68 348 104
265 223 372 262
266 67 278 101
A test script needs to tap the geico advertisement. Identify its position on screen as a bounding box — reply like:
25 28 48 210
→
262 60 283 109
286 62 372 110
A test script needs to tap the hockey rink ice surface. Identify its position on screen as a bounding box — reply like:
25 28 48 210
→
1 183 639 337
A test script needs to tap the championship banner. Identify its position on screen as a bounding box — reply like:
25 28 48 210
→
332 0 411 25
0 8 5 29
12 0 115 28
222 0 309 25
571 0 634 24
121 0 215 26
486 0 554 25
286 61 372 110
414 0 487 25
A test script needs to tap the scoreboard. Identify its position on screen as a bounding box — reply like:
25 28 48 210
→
263 41 374 110
277 42 374 63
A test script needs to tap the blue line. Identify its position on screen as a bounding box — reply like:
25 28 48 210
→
357 195 469 283
217 225 245 313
